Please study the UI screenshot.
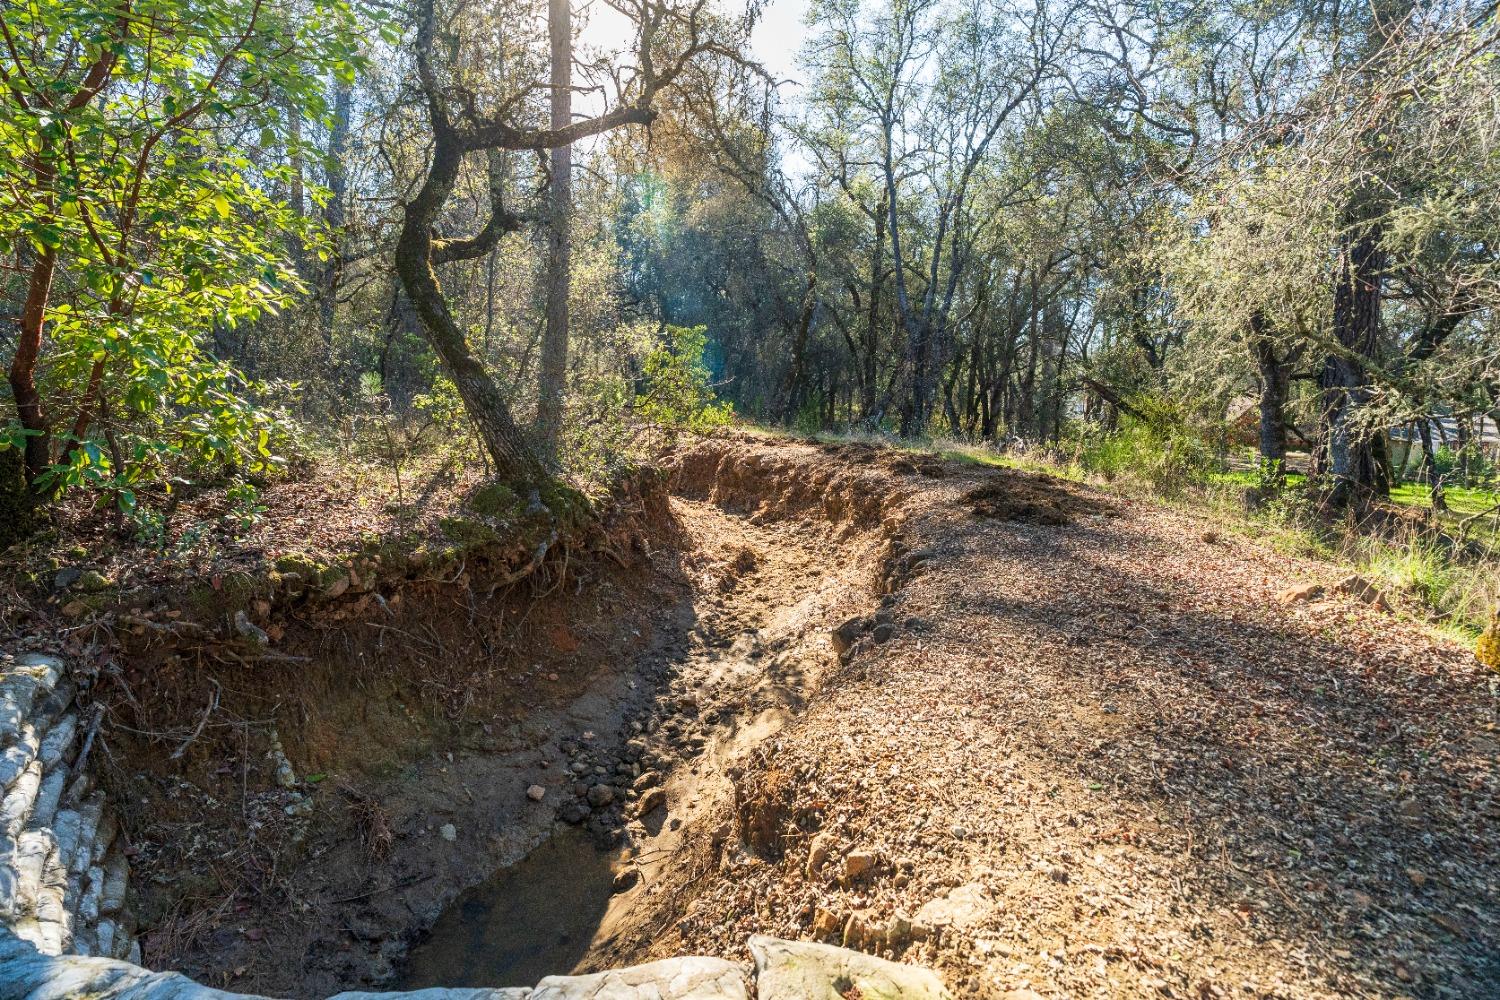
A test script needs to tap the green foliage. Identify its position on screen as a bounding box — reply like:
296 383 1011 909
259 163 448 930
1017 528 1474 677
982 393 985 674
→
635 326 733 433
0 0 371 516
1077 398 1218 498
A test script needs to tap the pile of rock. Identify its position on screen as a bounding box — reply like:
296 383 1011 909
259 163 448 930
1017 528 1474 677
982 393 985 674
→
0 652 137 962
0 930 955 999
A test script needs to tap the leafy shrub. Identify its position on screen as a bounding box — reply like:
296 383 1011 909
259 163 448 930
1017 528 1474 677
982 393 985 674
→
1077 397 1217 498
635 326 733 432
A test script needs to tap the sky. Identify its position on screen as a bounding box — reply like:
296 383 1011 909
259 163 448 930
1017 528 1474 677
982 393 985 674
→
577 0 811 94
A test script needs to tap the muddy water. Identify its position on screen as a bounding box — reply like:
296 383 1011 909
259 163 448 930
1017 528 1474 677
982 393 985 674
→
397 828 618 988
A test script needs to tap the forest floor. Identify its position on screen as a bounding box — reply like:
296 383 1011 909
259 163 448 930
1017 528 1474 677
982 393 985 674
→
3 431 1496 999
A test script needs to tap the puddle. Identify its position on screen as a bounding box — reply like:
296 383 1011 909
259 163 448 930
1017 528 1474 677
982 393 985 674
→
397 827 617 988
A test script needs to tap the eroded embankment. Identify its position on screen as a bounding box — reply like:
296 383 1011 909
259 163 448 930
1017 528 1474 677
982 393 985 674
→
55 433 920 997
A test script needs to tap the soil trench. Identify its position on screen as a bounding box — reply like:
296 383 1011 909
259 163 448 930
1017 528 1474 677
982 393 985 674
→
126 438 899 998
394 494 877 990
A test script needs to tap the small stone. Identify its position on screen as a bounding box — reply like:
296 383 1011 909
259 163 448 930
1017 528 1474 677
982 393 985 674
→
843 849 877 882
885 912 913 949
811 907 842 941
439 823 457 842
234 610 269 647
526 784 546 802
587 784 615 808
77 569 112 592
560 801 590 825
831 616 868 654
611 868 640 893
806 831 837 878
871 623 897 644
636 787 667 816
1277 583 1325 604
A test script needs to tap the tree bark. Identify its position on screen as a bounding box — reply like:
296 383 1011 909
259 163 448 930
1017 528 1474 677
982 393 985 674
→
1248 312 1289 479
319 78 353 348
1316 224 1389 506
395 124 545 484
535 0 573 458
10 249 58 486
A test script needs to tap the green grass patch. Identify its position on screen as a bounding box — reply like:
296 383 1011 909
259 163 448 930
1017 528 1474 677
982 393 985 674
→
1388 482 1500 516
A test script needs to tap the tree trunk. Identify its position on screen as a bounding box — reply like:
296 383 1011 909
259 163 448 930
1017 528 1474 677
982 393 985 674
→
862 198 886 420
535 0 573 459
1417 419 1446 511
319 78 353 348
10 249 58 487
396 127 545 485
1317 225 1388 506
1249 312 1289 482
779 271 818 422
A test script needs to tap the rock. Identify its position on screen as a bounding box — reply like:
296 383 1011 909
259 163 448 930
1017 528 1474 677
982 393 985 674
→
438 823 457 842
531 956 748 999
52 568 82 591
60 601 88 619
914 883 990 934
1334 574 1391 611
611 868 639 893
587 784 615 808
885 912 913 950
76 570 111 593
871 623 896 644
232 610 269 648
810 907 843 942
749 935 953 1000
322 573 351 599
1277 582 1325 604
842 849 877 883
805 830 836 879
841 912 878 950
633 771 661 791
526 784 547 802
559 801 590 825
831 616 868 654
267 732 297 789
636 788 666 817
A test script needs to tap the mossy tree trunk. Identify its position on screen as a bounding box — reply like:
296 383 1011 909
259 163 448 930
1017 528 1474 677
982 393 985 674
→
0 447 36 548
